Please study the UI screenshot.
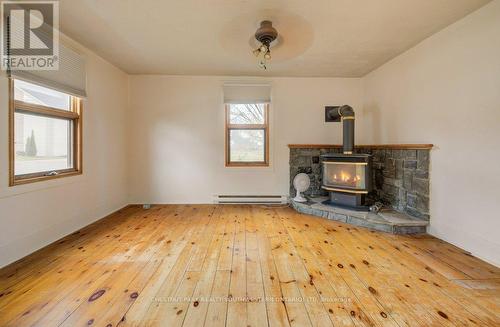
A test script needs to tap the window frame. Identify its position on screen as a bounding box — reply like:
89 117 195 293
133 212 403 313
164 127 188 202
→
8 78 83 186
225 103 269 167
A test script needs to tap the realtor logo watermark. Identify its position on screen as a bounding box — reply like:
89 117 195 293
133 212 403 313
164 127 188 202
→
1 0 59 70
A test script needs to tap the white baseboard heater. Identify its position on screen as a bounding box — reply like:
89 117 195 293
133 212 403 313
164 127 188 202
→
214 195 288 204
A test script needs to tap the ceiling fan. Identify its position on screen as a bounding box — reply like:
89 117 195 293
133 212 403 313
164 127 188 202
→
252 21 278 70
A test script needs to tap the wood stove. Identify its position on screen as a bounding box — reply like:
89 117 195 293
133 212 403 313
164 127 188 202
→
321 153 372 208
321 105 372 209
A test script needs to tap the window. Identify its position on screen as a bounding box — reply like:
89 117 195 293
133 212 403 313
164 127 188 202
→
225 103 269 167
9 79 83 185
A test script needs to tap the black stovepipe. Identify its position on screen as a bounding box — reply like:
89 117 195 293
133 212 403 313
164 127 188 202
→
327 105 355 154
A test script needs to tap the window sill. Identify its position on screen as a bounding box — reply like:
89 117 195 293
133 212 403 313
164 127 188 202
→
225 162 269 168
10 170 82 186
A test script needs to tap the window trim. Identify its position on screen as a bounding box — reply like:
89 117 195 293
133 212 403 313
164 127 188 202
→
224 103 269 167
9 78 83 186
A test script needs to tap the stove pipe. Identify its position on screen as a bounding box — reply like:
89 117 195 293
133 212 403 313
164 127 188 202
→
326 105 355 154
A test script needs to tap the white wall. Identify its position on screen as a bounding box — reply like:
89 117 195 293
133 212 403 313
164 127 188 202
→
128 76 363 204
0 36 130 267
363 0 500 265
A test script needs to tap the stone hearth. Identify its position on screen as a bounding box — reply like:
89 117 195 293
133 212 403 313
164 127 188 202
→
292 196 428 234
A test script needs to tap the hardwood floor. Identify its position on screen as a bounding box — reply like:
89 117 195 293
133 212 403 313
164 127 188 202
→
0 205 499 326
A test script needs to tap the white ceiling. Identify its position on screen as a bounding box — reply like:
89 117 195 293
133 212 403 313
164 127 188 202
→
59 0 491 77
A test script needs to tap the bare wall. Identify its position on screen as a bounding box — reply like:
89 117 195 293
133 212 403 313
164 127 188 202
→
0 36 130 268
362 0 500 265
127 76 363 204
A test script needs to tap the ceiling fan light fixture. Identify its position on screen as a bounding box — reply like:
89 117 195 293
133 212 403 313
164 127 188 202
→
252 20 278 69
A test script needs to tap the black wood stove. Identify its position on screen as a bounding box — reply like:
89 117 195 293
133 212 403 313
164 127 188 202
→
321 105 372 210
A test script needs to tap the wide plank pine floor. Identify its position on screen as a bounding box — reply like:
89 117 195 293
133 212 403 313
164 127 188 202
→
0 205 499 326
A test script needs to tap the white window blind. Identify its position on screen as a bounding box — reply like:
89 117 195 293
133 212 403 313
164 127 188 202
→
7 16 87 98
223 83 271 104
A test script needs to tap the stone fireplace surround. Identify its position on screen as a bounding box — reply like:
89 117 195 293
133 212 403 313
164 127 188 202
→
289 144 432 233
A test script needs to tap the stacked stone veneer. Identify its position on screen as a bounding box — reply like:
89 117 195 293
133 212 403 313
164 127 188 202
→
289 147 430 219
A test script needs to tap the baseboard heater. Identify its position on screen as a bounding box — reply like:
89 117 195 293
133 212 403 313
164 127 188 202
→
214 195 288 204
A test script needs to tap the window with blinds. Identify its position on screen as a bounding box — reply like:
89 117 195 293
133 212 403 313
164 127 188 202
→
223 84 271 167
7 41 86 185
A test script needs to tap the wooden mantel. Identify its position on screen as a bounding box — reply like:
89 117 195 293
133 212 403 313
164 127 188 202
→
288 144 433 149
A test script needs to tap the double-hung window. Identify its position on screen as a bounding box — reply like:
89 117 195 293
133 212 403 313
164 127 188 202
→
223 83 271 167
225 103 269 166
9 79 83 185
